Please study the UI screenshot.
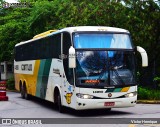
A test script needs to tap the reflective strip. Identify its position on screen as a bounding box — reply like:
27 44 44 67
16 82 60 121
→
0 84 6 87
0 87 6 89
114 88 122 92
121 87 130 92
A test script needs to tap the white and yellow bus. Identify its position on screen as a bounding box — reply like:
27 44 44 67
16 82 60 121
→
14 26 148 112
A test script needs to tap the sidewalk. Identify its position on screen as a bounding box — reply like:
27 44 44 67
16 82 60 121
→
137 100 160 104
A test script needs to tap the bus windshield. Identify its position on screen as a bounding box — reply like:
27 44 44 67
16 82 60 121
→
73 33 133 49
75 50 136 87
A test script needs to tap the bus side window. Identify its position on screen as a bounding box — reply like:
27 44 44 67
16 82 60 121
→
63 32 74 85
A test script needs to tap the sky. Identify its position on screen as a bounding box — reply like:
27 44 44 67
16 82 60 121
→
5 0 19 3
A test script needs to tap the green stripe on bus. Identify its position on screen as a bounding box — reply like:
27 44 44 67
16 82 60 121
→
36 59 52 98
36 60 46 97
114 88 122 92
105 88 115 93
105 88 123 93
41 59 52 99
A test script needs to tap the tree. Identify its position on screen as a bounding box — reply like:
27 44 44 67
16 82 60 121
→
0 7 31 61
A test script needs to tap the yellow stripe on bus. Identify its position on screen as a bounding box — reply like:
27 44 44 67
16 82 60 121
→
31 60 40 96
121 87 130 92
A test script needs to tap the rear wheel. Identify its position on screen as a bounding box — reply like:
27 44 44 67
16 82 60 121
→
23 85 30 100
20 85 25 99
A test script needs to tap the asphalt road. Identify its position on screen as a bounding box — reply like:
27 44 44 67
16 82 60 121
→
0 92 159 127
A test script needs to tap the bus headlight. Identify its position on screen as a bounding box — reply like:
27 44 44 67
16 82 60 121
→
76 93 93 99
125 92 137 98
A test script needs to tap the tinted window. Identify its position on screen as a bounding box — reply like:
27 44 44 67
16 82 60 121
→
15 33 61 61
73 33 132 49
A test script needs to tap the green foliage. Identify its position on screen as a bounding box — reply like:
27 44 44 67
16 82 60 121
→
153 76 160 88
154 77 160 81
6 76 15 90
138 86 160 100
0 7 31 61
28 1 60 35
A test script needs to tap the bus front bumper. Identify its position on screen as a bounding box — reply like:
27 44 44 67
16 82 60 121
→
75 96 137 110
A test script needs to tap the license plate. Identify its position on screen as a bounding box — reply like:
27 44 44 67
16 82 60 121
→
104 102 115 106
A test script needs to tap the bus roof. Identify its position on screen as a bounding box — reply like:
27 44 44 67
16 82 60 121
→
58 26 129 34
15 26 129 47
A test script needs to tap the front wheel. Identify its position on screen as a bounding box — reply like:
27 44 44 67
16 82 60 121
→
57 93 64 113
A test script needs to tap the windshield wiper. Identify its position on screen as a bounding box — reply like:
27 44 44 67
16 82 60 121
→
110 65 123 70
110 65 126 85
95 65 108 85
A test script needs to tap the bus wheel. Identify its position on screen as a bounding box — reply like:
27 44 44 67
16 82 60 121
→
23 85 30 100
57 93 64 113
20 85 25 99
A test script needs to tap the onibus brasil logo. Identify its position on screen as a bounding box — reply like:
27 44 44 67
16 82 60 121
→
1 2 30 8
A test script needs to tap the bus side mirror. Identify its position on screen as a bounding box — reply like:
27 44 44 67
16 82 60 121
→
137 46 148 67
69 46 76 68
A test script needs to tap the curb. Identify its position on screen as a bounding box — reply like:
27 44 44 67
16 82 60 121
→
6 90 19 93
137 100 160 104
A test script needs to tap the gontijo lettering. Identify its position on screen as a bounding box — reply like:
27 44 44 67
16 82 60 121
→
21 64 32 71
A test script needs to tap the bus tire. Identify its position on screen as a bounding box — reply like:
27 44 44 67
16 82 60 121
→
20 85 25 99
23 84 30 100
57 93 64 113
